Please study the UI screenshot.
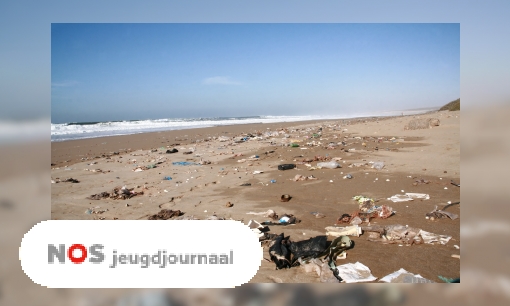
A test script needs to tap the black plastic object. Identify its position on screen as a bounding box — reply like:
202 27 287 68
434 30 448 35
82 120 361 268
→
166 148 178 154
289 235 328 265
278 164 296 170
268 233 292 270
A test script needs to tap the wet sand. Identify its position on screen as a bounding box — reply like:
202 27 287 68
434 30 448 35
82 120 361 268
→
51 111 460 283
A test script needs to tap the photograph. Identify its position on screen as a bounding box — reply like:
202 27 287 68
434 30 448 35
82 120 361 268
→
51 23 460 283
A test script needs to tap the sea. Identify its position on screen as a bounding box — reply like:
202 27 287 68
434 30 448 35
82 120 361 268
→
50 108 437 142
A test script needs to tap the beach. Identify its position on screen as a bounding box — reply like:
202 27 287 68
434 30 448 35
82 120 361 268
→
51 110 460 283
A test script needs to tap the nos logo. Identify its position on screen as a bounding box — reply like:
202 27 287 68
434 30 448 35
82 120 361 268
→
48 244 105 264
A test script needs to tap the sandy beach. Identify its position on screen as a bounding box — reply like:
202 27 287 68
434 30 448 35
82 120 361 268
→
51 111 460 283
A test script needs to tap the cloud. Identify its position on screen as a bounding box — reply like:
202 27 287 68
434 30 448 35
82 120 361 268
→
202 76 241 85
51 81 80 87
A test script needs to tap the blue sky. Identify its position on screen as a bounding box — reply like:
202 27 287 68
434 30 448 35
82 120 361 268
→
51 23 459 123
3 0 510 123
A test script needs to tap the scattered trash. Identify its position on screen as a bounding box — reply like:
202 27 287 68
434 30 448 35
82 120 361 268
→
225 201 233 208
426 205 459 220
389 193 430 202
290 143 300 147
246 209 278 219
353 195 374 205
335 262 377 283
262 214 299 225
278 164 296 170
325 225 362 237
317 161 341 169
253 170 264 174
87 186 144 200
268 234 292 270
292 174 317 181
288 236 328 265
363 224 451 245
172 161 199 166
350 216 363 225
270 179 277 183
336 213 352 224
148 209 183 220
419 230 452 245
343 174 353 179
372 162 385 170
53 178 80 183
379 268 434 283
280 194 292 202
451 180 460 187
240 183 251 186
163 176 172 180
438 275 460 283
247 220 270 240
166 148 178 154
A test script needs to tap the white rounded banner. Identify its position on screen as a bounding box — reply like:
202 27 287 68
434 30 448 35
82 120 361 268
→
20 220 262 288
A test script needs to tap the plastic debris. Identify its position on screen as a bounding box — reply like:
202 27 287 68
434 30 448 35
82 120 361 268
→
335 262 377 283
246 209 278 219
172 161 199 166
389 193 430 202
325 225 362 237
380 268 434 283
317 161 341 169
372 162 385 170
426 205 459 220
278 164 296 170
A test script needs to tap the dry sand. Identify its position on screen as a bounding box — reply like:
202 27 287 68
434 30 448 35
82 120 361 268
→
51 111 460 283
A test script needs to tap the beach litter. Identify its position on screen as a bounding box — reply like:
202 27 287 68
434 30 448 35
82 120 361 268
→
335 262 377 283
292 174 317 181
163 176 172 180
53 178 80 183
426 205 459 220
389 193 430 202
280 194 292 202
166 148 178 154
246 209 278 219
379 268 434 283
172 161 199 166
278 164 296 170
371 162 385 170
317 161 341 169
362 224 452 245
343 174 353 179
262 214 299 226
148 209 183 220
87 186 143 200
325 225 362 237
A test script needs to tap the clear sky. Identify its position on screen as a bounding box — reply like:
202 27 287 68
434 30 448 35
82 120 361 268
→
6 0 510 124
51 23 459 123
